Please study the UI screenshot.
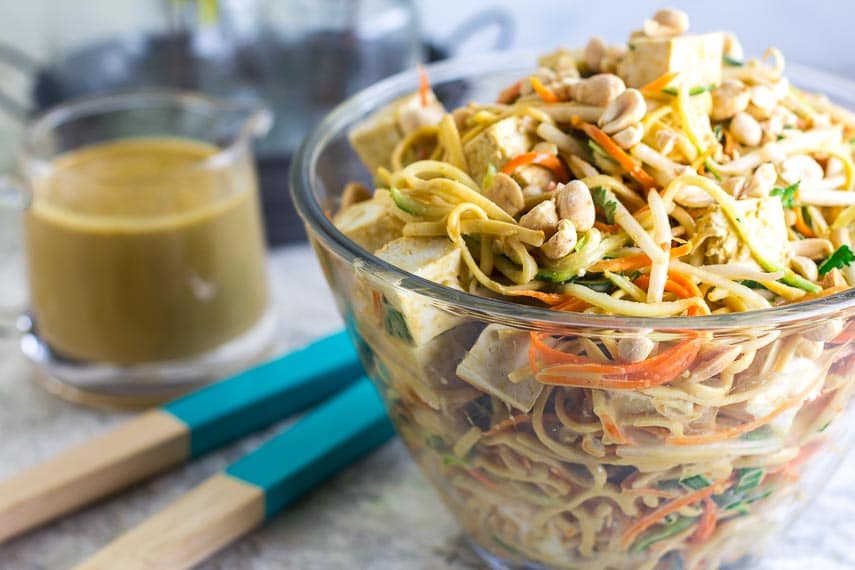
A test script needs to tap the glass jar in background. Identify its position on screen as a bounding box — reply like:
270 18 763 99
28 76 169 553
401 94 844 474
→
14 91 275 408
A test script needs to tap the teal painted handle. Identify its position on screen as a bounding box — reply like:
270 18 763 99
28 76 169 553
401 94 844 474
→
226 377 394 518
164 331 363 457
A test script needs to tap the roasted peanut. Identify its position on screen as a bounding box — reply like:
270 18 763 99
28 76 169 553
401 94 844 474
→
746 162 777 197
583 37 607 74
570 74 626 107
730 111 763 146
598 88 646 134
711 79 750 121
651 8 690 34
541 219 577 259
612 124 644 149
556 180 596 232
484 173 525 216
519 199 559 236
780 154 824 186
617 336 655 363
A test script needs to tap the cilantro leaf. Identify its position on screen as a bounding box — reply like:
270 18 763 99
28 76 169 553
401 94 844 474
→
818 245 855 276
591 187 617 224
770 182 799 209
723 55 744 67
661 84 715 96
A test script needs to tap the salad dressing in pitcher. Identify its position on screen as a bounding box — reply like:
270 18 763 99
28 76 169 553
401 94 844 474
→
25 137 269 364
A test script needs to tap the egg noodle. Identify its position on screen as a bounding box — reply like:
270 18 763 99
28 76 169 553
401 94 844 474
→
334 10 855 569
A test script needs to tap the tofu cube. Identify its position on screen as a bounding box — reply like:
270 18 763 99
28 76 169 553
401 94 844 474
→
695 197 789 266
333 197 404 254
348 90 445 173
361 322 482 410
463 116 534 186
618 33 724 88
456 325 544 413
372 237 463 345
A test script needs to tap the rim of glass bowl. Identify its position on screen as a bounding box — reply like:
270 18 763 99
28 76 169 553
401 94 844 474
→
291 50 855 332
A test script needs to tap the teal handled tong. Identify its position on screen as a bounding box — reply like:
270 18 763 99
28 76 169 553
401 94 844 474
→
0 331 392 552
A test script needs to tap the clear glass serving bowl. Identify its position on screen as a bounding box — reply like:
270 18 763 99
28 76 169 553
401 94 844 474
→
291 52 855 569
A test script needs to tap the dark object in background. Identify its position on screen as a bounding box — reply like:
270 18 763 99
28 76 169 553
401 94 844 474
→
0 5 511 245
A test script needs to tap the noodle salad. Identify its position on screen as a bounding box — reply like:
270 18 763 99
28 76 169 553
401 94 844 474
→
329 9 855 570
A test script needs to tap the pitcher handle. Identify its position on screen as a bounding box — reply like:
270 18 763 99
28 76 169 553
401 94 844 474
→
0 41 39 120
0 176 28 337
439 8 515 56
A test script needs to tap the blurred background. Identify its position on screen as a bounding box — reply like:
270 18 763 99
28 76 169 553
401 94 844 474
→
0 0 851 242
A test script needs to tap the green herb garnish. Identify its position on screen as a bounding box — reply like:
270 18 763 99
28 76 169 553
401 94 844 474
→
734 468 764 493
482 163 497 190
713 124 723 142
592 187 617 224
442 454 469 467
740 280 765 289
680 475 712 491
704 159 722 181
770 182 799 209
723 55 744 67
631 516 697 553
381 300 413 341
662 84 716 96
819 245 855 276
491 534 522 556
819 421 831 432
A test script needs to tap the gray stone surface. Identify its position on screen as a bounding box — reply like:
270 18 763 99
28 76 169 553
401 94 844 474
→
0 244 854 569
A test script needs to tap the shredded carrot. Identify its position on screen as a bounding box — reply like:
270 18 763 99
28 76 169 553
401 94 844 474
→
468 468 499 490
803 284 848 301
530 76 560 103
594 221 621 233
621 478 729 549
534 336 702 390
793 207 815 237
502 152 570 182
635 274 693 300
690 498 719 544
504 289 569 305
668 371 823 445
418 65 430 107
830 324 855 344
552 298 591 312
589 243 692 273
485 413 531 437
572 117 658 192
640 71 680 95
668 270 702 298
497 80 522 104
599 411 631 444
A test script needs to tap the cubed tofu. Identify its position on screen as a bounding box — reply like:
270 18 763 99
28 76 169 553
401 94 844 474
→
618 33 723 89
695 197 789 266
333 197 404 253
348 90 445 173
373 237 463 345
456 325 545 413
361 322 482 410
464 116 535 186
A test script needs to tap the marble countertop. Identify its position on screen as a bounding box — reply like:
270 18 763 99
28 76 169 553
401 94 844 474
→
1 245 855 570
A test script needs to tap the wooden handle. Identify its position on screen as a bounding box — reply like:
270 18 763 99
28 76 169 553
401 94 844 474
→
73 473 265 570
0 410 188 543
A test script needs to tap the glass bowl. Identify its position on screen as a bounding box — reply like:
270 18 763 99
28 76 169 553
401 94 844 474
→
291 51 855 569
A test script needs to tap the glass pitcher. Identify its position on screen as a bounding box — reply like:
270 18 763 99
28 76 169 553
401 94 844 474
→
11 91 275 408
